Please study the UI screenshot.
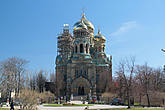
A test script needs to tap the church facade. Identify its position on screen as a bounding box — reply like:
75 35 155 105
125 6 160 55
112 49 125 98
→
55 12 112 97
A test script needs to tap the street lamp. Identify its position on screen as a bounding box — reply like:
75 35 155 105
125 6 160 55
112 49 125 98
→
161 49 165 52
161 49 165 84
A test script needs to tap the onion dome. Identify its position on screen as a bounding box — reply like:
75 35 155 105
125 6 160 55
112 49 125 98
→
73 20 88 30
94 28 106 42
73 12 94 33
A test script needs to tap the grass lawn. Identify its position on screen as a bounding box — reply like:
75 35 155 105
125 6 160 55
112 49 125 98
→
0 108 10 110
90 108 164 110
43 104 94 107
0 108 18 110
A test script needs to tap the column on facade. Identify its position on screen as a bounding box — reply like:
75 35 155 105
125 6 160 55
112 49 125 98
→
78 44 80 53
84 43 86 54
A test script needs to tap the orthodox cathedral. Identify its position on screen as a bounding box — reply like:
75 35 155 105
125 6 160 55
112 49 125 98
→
55 12 112 97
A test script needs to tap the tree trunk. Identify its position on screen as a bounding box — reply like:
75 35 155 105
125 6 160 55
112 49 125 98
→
127 90 131 109
146 93 150 107
18 71 21 96
139 93 141 105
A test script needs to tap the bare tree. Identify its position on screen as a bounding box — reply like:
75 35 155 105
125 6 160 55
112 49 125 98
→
135 63 153 107
0 57 28 98
29 74 37 91
25 70 48 92
133 76 144 105
49 72 56 83
115 56 135 109
152 68 164 91
36 70 47 93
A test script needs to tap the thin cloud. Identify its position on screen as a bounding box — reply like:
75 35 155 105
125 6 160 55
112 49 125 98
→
110 21 137 36
106 21 138 54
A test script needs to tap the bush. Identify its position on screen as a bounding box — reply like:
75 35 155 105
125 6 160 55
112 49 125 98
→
40 91 55 104
18 89 55 110
18 89 40 110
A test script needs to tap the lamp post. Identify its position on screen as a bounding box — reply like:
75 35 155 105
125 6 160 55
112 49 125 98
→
161 49 165 52
161 49 165 84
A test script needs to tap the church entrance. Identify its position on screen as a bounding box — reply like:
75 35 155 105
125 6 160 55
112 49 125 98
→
78 86 84 95
71 77 91 96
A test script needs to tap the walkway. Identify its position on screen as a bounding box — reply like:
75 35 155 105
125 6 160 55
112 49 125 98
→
37 104 127 110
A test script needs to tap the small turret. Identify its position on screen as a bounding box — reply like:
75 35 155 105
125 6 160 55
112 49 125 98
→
94 27 106 53
94 27 106 43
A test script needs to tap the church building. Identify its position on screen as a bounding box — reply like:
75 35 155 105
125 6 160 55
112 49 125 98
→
55 12 112 98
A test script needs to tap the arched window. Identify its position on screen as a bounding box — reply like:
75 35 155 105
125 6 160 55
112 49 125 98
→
103 47 105 52
75 45 77 53
80 44 83 53
86 44 88 53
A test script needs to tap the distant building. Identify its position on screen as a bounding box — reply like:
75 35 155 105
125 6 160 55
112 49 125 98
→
45 82 56 94
56 12 112 97
11 91 15 98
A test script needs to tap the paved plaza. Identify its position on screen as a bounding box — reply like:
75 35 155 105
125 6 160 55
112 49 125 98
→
37 104 127 110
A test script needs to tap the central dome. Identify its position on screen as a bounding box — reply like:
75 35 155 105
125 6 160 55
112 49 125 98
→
73 12 94 33
73 20 88 30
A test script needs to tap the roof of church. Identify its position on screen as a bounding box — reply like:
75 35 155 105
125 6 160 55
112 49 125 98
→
73 12 94 33
94 29 106 42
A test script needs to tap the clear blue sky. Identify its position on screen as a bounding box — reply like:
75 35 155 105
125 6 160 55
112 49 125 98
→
0 0 165 73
